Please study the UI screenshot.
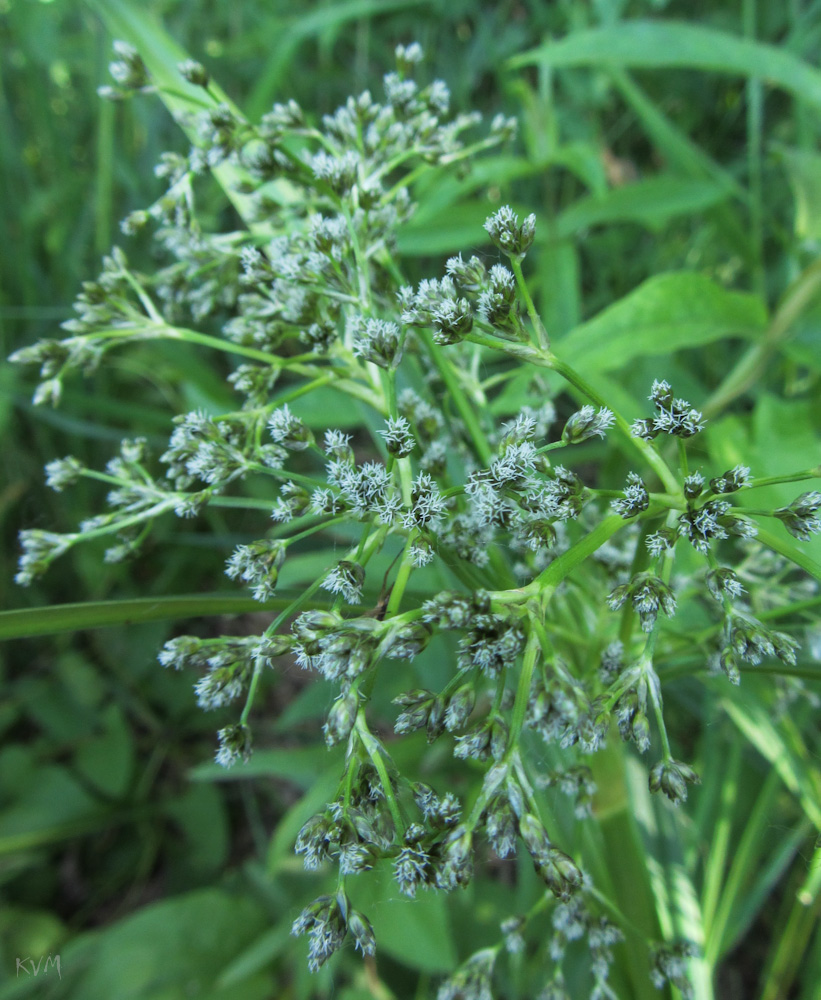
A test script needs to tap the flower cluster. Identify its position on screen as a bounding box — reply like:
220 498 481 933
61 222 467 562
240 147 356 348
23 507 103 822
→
631 379 705 439
9 38 821 994
291 891 375 971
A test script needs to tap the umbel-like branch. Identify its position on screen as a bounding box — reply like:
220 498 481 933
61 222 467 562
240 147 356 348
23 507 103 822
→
9 36 821 992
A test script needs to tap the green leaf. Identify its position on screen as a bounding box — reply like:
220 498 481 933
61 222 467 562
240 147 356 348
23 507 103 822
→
74 704 135 799
163 783 229 877
412 154 545 219
719 683 821 831
510 21 821 111
554 176 730 237
56 888 268 1000
776 145 821 241
0 594 328 641
396 200 497 256
189 745 334 788
0 763 108 856
556 272 767 375
608 69 746 202
352 870 457 973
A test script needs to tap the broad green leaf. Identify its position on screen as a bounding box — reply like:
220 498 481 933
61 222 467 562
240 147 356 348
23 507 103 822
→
163 783 229 877
554 176 729 237
54 889 268 1000
217 924 292 989
556 272 767 375
266 768 341 874
536 238 581 338
510 21 821 111
0 764 108 856
74 704 135 799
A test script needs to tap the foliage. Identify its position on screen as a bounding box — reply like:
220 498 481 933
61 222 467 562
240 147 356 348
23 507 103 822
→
2 3 821 1000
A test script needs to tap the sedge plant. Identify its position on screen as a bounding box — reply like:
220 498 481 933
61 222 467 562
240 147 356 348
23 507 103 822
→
9 39 821 999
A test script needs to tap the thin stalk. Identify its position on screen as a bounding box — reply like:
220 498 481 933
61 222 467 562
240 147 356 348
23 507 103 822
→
240 577 326 727
704 259 821 416
385 533 416 617
356 714 404 837
418 331 493 465
743 0 766 298
506 620 543 750
744 468 821 490
510 256 549 350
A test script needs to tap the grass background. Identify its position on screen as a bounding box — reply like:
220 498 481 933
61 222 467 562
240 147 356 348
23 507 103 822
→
1 1 820 998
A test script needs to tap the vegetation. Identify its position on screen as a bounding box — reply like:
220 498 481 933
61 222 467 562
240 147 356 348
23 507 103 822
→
2 3 820 999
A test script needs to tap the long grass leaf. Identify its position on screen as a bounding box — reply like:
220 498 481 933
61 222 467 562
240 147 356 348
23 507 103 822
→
246 0 431 120
510 21 821 111
0 594 328 640
719 687 821 831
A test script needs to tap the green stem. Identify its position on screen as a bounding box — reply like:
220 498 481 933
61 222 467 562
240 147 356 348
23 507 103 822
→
356 714 404 837
385 533 416 617
548 358 679 493
704 259 821 416
510 256 549 350
535 440 567 456
465 329 679 492
506 621 542 750
744 468 821 490
239 577 327 726
418 331 493 466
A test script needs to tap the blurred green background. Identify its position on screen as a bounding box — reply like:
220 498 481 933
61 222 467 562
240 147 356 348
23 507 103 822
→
2 1 820 998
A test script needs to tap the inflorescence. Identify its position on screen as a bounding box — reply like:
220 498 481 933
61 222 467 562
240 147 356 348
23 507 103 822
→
9 39 820 994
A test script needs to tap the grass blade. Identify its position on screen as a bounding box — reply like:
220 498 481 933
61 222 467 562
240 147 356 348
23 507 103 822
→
510 21 821 111
0 594 328 640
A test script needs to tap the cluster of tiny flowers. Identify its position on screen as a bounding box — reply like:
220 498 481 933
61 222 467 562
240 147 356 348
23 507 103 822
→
607 573 677 633
225 539 285 601
775 491 821 541
321 559 365 604
215 723 252 767
378 415 415 456
10 37 821 990
612 472 649 519
268 404 314 450
437 948 496 1000
650 941 699 998
631 380 705 439
719 613 798 684
291 892 375 971
483 206 537 259
15 530 74 586
547 895 624 998
561 406 615 444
